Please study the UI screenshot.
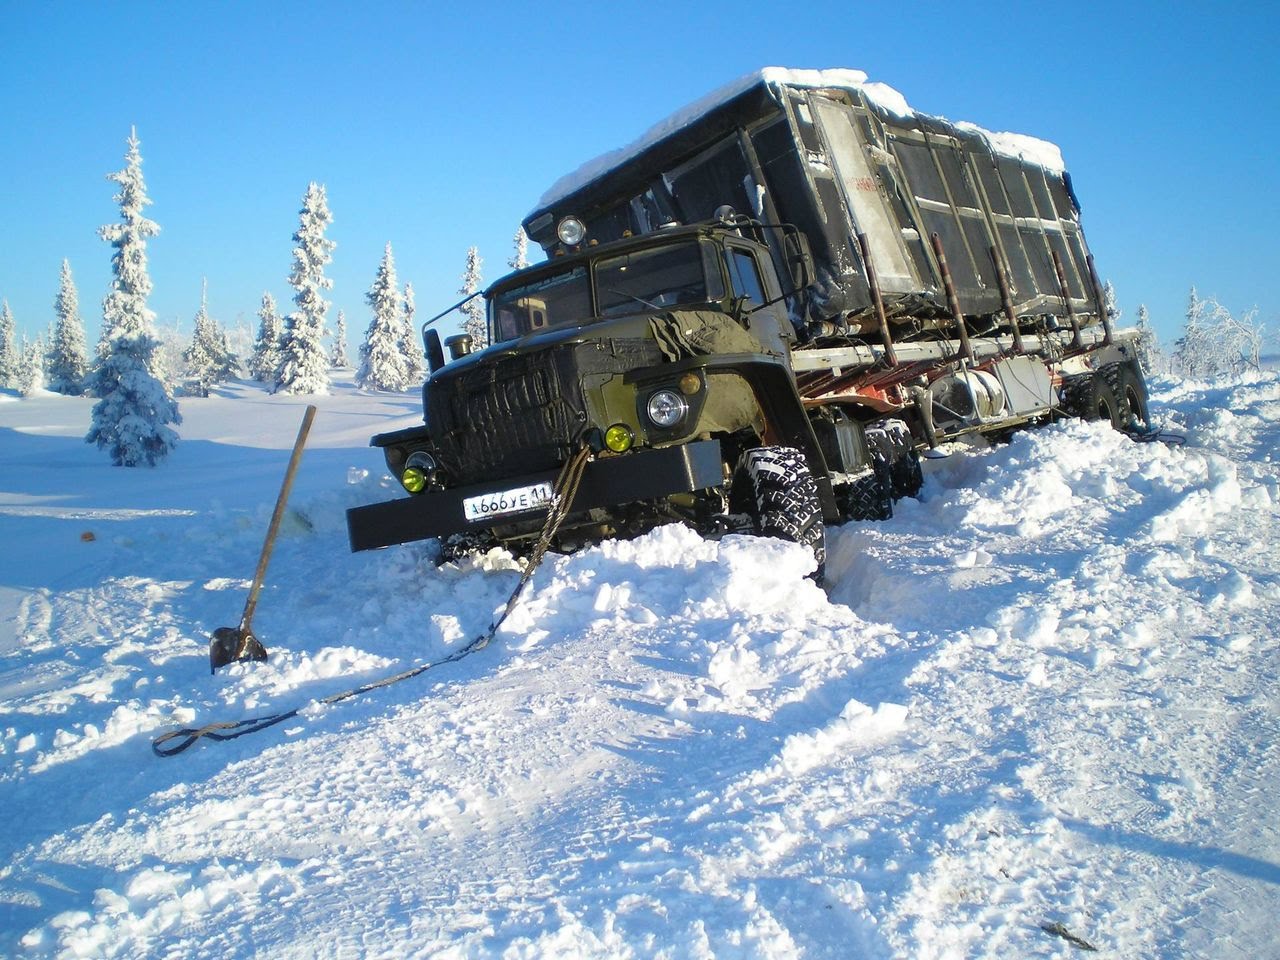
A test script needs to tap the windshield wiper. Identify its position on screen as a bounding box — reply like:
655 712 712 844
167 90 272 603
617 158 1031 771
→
605 288 662 311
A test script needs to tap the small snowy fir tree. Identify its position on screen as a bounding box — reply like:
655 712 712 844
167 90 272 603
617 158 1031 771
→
248 292 284 384
18 336 47 396
1172 287 1209 378
0 300 17 389
148 318 185 389
331 309 351 368
86 128 180 466
275 182 335 395
1133 304 1164 375
182 282 238 396
459 246 487 348
401 281 425 384
509 226 530 271
1102 280 1121 326
357 243 412 391
48 260 89 394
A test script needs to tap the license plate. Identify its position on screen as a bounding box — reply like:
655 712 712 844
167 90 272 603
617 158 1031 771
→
463 482 554 522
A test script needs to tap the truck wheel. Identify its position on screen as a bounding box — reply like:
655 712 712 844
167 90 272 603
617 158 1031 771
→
891 448 924 499
864 418 921 502
840 466 893 521
731 446 826 580
1116 363 1151 430
1061 371 1124 429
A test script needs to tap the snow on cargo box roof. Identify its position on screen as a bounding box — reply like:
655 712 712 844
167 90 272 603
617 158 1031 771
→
532 66 1066 216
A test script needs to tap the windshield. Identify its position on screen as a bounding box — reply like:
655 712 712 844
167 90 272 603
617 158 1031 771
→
595 241 721 316
488 240 725 343
491 266 591 343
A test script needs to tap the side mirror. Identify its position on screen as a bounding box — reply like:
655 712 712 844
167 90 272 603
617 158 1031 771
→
424 327 445 374
782 228 814 292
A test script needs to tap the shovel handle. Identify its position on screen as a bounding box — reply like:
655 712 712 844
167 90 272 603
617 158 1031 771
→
239 405 317 632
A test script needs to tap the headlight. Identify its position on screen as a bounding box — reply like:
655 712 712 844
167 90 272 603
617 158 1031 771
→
645 389 688 429
557 216 587 246
406 451 437 472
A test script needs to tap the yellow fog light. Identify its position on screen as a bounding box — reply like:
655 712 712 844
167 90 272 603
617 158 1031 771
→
678 372 702 396
604 423 634 453
401 466 427 493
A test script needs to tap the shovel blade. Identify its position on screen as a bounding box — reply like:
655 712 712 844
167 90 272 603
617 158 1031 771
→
210 626 269 673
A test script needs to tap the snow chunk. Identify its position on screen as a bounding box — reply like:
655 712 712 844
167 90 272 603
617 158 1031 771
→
778 699 909 776
860 80 913 118
954 123 1066 174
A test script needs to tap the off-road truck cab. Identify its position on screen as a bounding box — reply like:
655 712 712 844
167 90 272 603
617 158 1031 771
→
346 216 843 566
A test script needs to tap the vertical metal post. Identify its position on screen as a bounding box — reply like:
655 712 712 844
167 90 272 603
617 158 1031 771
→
856 232 899 366
989 245 1024 354
1051 250 1084 350
930 233 974 364
1085 253 1115 346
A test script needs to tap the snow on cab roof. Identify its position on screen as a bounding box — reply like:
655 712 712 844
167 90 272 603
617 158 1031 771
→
536 67 1066 212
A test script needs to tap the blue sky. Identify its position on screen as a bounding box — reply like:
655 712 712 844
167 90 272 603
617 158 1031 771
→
2 0 1275 348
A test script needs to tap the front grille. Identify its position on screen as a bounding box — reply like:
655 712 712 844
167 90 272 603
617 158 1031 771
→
427 347 584 485
427 337 665 486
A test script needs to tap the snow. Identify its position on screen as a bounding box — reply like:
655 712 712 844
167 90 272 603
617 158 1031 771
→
2 370 1279 957
537 66 1066 213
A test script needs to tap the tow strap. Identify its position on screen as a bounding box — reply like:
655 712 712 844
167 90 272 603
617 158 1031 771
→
1126 423 1187 446
153 444 593 758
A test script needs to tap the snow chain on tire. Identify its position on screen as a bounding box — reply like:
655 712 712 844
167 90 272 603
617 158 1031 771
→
153 444 594 757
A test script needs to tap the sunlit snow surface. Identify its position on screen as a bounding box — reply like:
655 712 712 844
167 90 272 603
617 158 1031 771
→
1 372 1278 958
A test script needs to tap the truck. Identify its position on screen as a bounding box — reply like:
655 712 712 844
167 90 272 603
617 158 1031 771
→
345 68 1149 577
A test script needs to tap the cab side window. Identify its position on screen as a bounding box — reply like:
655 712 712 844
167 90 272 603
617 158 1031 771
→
726 248 765 305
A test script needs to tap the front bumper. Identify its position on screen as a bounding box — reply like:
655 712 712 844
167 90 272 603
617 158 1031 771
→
346 439 723 552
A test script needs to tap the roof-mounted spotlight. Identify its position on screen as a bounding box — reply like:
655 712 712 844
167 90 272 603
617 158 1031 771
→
557 216 587 247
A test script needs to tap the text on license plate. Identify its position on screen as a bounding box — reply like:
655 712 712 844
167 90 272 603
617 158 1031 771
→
463 482 554 521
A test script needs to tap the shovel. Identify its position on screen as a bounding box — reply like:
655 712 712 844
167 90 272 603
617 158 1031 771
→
210 404 317 673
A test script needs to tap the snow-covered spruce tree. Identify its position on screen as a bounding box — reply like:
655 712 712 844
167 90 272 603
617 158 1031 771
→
1133 304 1164 375
48 260 89 394
182 283 238 396
180 308 214 396
89 128 169 384
331 309 351 368
357 243 412 391
248 292 284 384
0 300 17 388
18 335 46 396
1172 287 1209 379
509 226 529 271
459 246 487 348
1103 279 1121 326
401 281 425 384
86 128 180 467
275 182 335 395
